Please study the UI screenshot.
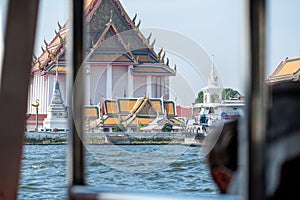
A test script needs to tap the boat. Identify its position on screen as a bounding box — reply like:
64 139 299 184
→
182 132 205 146
104 134 131 145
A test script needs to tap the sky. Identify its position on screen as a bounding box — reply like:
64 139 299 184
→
1 0 300 106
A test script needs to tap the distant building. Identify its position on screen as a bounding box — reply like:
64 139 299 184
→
27 0 176 130
176 105 193 119
267 56 300 84
191 56 245 128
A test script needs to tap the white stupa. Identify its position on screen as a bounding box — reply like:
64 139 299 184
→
202 55 223 103
43 70 69 131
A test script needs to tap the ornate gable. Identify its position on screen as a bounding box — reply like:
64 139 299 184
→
32 0 176 75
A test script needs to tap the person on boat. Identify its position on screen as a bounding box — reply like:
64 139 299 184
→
207 81 300 199
265 81 300 200
206 119 238 194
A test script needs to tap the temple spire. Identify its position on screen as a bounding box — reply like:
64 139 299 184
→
55 64 58 82
50 64 63 105
208 54 218 86
210 54 216 77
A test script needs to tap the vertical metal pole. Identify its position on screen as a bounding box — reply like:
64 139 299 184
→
36 107 39 131
67 0 85 187
0 0 39 199
247 0 266 199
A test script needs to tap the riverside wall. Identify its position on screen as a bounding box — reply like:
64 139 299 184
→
24 131 191 145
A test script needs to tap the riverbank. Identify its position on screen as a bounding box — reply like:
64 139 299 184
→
24 131 204 146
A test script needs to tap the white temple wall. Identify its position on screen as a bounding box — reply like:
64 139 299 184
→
151 76 165 98
162 76 170 99
89 66 106 105
27 79 33 114
112 66 128 98
27 74 48 114
133 76 146 97
27 73 66 114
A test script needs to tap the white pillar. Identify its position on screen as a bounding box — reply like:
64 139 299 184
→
127 65 133 97
45 76 49 113
106 65 112 99
164 77 170 99
33 75 38 113
86 65 91 104
27 81 32 113
40 76 45 114
146 75 152 98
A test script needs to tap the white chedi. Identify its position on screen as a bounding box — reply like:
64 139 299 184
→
43 70 69 131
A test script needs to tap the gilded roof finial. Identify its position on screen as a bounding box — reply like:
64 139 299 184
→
147 33 152 44
166 58 169 67
174 64 177 72
158 48 163 59
48 51 52 59
57 32 63 44
109 10 113 23
91 41 96 48
132 13 137 24
161 51 166 63
134 56 139 63
41 46 45 53
46 45 51 54
57 21 62 30
33 53 37 62
150 38 156 48
37 58 42 69
136 19 141 28
44 38 48 47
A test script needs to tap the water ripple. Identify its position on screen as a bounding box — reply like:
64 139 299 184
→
19 145 217 199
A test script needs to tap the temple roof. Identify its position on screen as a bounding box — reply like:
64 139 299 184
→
32 0 176 76
163 101 177 117
99 96 182 127
84 105 100 120
267 56 300 84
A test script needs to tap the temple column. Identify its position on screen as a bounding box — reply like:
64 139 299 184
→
127 65 133 97
86 65 91 104
40 76 45 114
33 75 37 113
163 77 170 99
106 64 112 99
146 75 152 98
27 81 33 113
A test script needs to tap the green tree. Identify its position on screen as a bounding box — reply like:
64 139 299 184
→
162 123 173 132
195 91 204 103
222 88 240 100
137 123 145 132
112 124 126 132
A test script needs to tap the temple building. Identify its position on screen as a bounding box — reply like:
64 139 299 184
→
267 56 300 84
27 0 176 130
